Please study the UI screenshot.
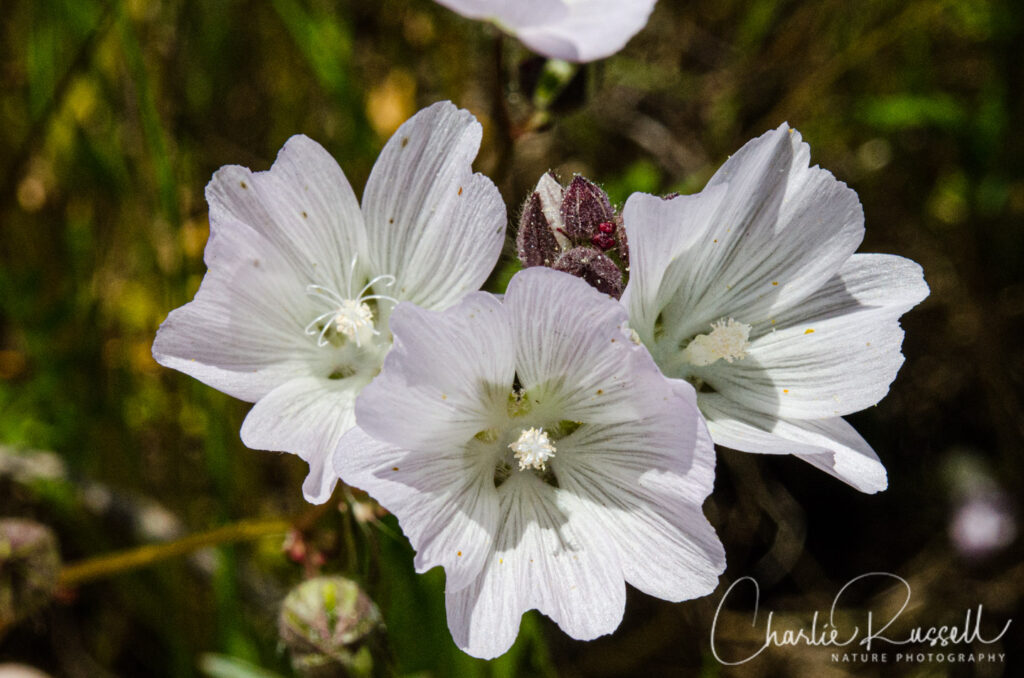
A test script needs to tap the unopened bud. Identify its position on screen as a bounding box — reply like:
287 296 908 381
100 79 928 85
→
560 175 615 243
553 248 624 298
516 173 629 296
0 519 60 637
516 192 561 268
279 576 386 678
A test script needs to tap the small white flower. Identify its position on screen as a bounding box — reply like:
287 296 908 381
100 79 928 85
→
152 101 506 504
434 0 658 62
621 124 930 493
335 267 724 659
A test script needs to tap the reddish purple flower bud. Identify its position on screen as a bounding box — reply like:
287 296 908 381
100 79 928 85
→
560 176 615 244
516 192 562 267
590 233 616 250
553 247 624 298
597 221 615 234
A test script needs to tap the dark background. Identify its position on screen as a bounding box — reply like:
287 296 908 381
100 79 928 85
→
1 0 1021 676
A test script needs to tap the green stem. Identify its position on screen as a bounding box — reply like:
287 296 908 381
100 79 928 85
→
58 517 292 588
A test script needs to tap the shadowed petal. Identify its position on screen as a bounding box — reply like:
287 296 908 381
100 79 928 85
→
701 393 888 493
334 427 500 592
355 293 515 451
240 375 367 503
702 254 929 419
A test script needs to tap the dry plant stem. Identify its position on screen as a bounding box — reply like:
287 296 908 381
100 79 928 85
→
58 516 293 588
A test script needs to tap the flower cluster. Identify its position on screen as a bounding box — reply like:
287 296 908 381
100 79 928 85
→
154 104 927 658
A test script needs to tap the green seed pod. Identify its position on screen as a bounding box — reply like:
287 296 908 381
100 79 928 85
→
0 519 61 638
278 576 387 678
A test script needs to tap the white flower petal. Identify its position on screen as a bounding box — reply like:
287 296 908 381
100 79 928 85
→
702 254 929 419
361 101 505 311
334 427 499 592
701 393 887 493
626 125 865 350
516 0 658 62
354 293 515 451
434 0 566 27
240 375 366 503
436 0 657 62
620 186 728 348
505 267 661 424
554 381 724 601
445 473 625 659
152 214 318 401
206 134 366 292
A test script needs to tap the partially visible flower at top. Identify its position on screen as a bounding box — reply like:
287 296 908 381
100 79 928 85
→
621 124 929 493
152 101 506 504
335 267 724 658
516 173 627 297
433 0 658 62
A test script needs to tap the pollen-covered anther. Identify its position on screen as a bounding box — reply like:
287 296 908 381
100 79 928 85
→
333 299 375 340
509 427 556 471
682 318 753 366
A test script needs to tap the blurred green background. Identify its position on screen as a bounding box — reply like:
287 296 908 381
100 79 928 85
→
1 0 1022 676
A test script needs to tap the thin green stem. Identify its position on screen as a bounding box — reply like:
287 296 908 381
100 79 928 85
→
58 517 292 588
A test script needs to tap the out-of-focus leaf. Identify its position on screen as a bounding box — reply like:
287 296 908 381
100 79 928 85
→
859 93 967 130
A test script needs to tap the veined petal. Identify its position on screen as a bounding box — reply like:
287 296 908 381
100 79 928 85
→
240 375 367 503
620 186 728 349
701 254 929 419
206 135 366 293
334 427 499 592
152 214 319 402
505 268 663 424
445 473 625 659
355 293 515 451
701 393 887 493
554 380 724 600
627 125 865 351
361 101 505 312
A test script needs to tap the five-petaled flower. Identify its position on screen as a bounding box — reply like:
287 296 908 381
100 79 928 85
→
335 267 725 658
152 101 506 503
621 124 929 493
433 0 659 62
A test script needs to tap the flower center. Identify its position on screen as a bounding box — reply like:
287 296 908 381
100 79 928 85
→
332 299 375 341
304 256 399 348
509 427 556 471
682 317 752 366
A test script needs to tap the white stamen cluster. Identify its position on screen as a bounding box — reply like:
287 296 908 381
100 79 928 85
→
304 256 399 348
509 427 556 471
682 317 752 366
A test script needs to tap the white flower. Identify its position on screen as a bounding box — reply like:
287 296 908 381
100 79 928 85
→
621 124 930 493
434 0 658 62
152 101 506 504
335 267 724 658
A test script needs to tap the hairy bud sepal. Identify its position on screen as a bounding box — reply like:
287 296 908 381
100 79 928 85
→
553 248 624 298
515 173 629 298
